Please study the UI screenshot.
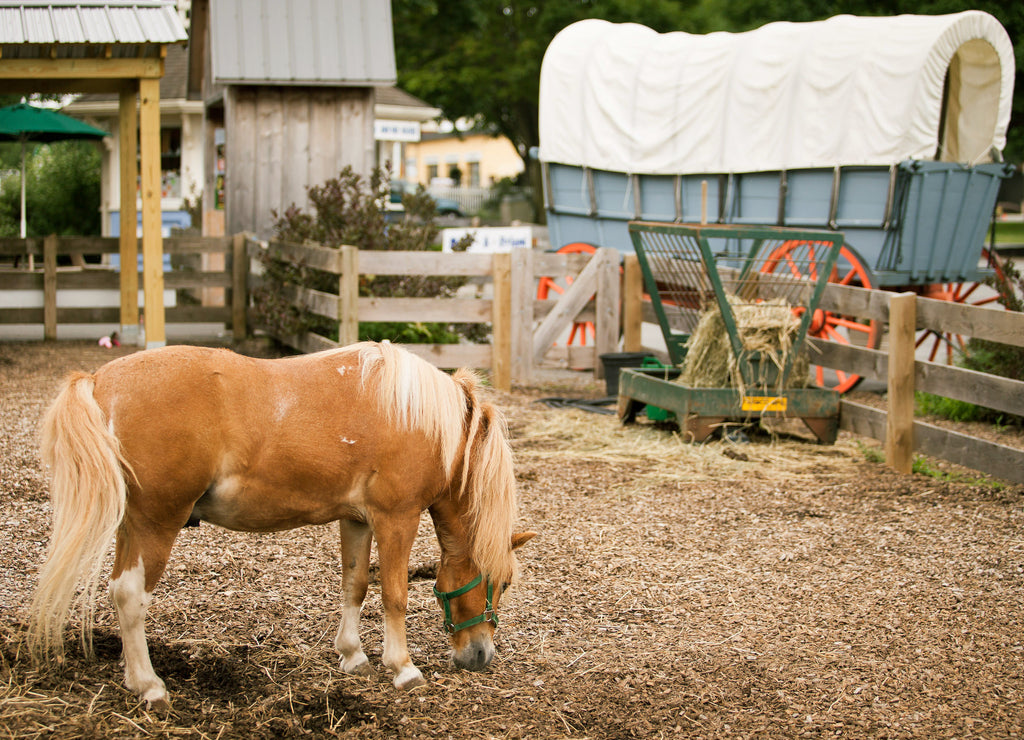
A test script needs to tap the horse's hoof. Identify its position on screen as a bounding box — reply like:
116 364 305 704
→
142 688 171 712
393 667 426 690
342 658 376 678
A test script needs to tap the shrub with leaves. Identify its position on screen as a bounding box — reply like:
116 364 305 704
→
919 256 1024 428
252 166 481 344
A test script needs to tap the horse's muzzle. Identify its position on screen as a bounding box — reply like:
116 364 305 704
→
453 638 495 671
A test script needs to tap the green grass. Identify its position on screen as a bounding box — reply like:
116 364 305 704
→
989 220 1024 244
855 441 1005 489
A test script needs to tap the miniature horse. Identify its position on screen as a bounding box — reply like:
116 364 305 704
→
28 341 534 708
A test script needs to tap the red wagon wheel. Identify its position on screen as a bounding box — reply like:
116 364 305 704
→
759 240 883 394
914 248 1010 364
536 242 598 346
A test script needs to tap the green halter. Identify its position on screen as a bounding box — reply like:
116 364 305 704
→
433 574 497 633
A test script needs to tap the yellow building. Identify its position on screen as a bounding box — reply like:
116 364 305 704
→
404 128 524 188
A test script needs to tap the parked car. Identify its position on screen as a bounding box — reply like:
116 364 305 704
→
388 180 464 218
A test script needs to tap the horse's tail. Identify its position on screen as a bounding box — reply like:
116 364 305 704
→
28 372 130 664
452 370 518 585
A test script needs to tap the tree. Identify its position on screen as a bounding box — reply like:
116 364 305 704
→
392 0 1022 222
0 140 102 238
392 0 692 221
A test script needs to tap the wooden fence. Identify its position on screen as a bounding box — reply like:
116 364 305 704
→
626 258 1024 484
3 235 1021 483
0 235 247 341
809 284 1024 484
248 238 624 391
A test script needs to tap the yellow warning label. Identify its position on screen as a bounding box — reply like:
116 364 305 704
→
741 396 787 412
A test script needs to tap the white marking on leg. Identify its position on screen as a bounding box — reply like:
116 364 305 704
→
383 613 424 690
335 605 372 676
109 557 167 707
338 437 357 445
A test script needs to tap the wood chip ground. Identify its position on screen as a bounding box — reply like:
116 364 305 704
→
1 341 1022 739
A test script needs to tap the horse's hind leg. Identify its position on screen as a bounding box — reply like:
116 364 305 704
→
335 519 375 677
109 519 178 709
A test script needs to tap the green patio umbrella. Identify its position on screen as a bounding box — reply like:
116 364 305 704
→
0 103 108 239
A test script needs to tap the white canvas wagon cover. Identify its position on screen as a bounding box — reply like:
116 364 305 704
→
538 12 1014 174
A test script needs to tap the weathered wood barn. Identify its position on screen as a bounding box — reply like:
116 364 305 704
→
189 0 397 237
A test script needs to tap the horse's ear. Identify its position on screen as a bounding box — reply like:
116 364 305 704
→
511 531 537 550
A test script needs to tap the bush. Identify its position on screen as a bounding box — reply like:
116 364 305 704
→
918 256 1023 428
252 166 481 344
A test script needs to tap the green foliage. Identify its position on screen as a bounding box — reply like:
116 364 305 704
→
918 256 1023 428
915 392 1005 424
392 0 1024 195
0 140 102 237
857 440 1005 488
253 166 480 345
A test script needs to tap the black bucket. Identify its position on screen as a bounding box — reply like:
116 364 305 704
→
599 352 653 396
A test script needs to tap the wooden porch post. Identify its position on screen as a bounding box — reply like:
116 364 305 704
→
118 85 139 344
139 77 166 348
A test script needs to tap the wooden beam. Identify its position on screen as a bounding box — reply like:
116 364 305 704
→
532 251 602 362
622 254 643 352
231 233 248 340
593 247 621 378
118 86 139 344
338 245 359 347
510 247 534 383
0 57 163 80
885 292 916 474
491 252 512 392
43 235 58 340
139 77 165 348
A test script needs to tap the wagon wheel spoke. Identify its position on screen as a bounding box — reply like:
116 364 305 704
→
760 241 880 393
915 249 1009 366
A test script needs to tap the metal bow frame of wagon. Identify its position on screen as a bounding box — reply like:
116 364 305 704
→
537 12 1016 394
0 2 189 348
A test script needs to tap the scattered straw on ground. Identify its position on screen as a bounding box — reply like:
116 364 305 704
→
1 341 1022 739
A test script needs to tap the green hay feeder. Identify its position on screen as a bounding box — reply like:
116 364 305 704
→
618 222 843 443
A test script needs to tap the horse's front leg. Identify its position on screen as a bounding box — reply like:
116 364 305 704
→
375 514 425 690
334 518 375 677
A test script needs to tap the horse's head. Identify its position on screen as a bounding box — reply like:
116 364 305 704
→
433 531 535 671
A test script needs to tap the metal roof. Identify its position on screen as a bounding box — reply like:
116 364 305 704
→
209 0 396 86
0 1 187 56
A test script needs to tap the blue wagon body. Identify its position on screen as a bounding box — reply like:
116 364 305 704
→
544 160 1013 287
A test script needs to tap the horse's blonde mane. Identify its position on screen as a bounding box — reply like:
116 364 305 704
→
356 341 519 583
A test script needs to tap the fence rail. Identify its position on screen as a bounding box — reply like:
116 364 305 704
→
0 235 247 340
3 235 1021 484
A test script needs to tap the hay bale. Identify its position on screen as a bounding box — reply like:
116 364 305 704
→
678 295 809 393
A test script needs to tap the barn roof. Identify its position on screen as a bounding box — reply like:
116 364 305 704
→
539 12 1014 174
209 0 396 87
0 0 187 54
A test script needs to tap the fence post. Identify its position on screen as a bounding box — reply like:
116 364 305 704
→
231 233 248 341
510 247 534 384
43 234 58 340
885 292 916 474
491 252 512 392
338 245 359 347
594 247 621 378
622 254 643 352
